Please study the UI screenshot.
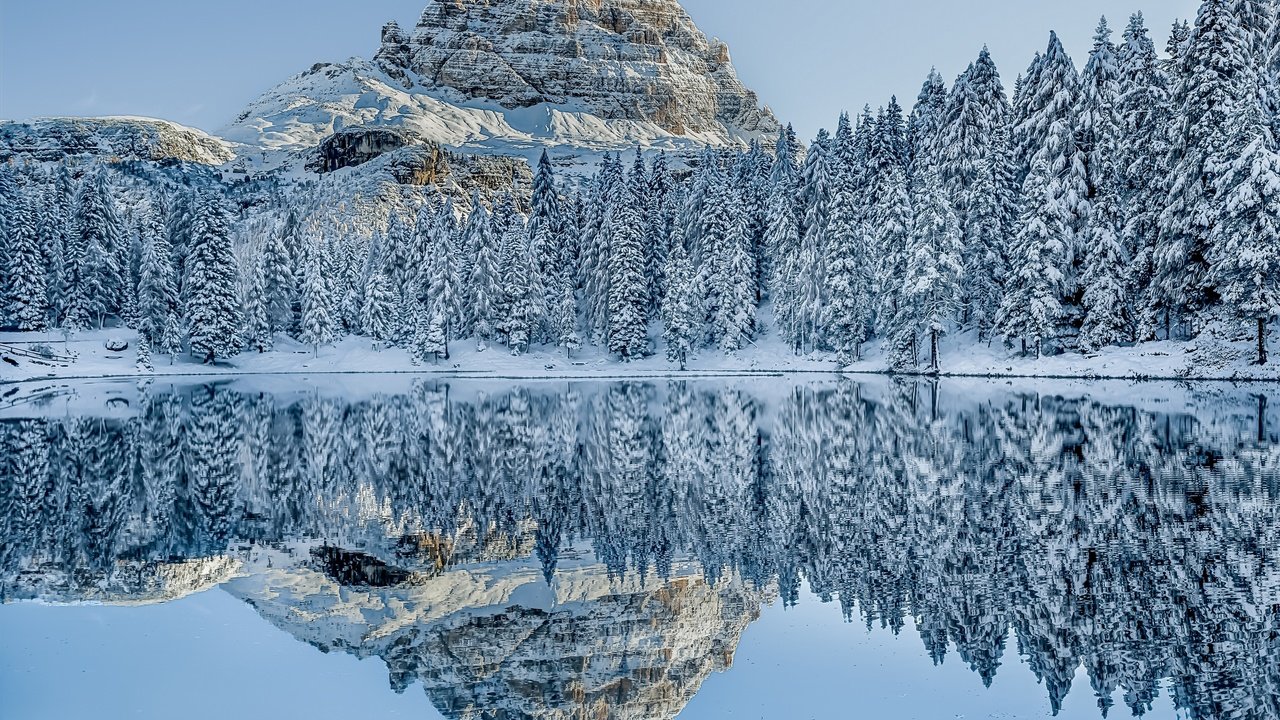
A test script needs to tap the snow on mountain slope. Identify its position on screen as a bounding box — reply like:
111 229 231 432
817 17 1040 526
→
222 0 779 167
0 116 235 165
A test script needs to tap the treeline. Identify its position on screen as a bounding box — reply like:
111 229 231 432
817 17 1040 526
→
3 0 1279 371
3 381 1279 718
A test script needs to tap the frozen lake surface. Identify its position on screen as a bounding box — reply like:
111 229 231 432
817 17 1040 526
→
2 377 1277 720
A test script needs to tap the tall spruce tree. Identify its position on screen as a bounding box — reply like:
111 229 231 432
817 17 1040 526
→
662 224 696 369
5 185 47 330
906 165 965 372
997 158 1067 357
607 160 649 360
185 192 243 363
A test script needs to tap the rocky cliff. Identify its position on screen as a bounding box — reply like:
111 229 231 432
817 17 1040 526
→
221 0 778 164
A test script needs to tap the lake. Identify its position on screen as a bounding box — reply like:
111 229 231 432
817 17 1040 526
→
1 377 1277 720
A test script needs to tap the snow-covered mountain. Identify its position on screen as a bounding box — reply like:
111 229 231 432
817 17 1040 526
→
221 0 779 169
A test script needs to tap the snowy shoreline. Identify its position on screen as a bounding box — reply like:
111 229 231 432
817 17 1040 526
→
4 326 1280 386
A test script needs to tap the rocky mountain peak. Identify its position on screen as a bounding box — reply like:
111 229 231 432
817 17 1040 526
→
373 0 777 137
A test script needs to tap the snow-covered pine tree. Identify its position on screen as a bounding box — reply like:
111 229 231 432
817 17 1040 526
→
299 240 337 357
907 69 949 177
427 202 459 359
45 166 75 327
939 47 1009 224
5 185 48 330
963 149 1009 342
873 162 914 357
583 155 623 344
906 164 964 373
823 183 871 365
716 196 757 353
504 235 543 356
0 165 14 327
136 333 153 372
792 130 833 352
646 152 677 311
997 158 1067 357
766 126 802 336
242 255 271 353
695 161 732 344
1080 174 1130 352
68 166 124 329
1118 12 1172 341
417 307 448 364
1211 90 1280 364
530 150 564 342
1078 17 1124 201
360 268 396 347
607 159 649 361
1157 0 1256 338
260 223 296 336
662 224 696 370
467 198 502 351
185 192 243 363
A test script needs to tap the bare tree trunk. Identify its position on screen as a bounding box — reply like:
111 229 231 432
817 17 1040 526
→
929 330 940 373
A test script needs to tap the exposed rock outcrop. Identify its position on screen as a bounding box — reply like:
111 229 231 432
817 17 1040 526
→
388 0 777 137
0 117 234 165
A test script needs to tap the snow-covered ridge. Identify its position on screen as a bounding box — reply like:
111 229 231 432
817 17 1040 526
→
0 116 235 165
221 0 779 165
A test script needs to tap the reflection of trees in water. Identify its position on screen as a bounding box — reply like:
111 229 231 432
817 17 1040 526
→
2 381 1279 719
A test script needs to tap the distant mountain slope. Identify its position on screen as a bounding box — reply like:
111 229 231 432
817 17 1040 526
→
0 116 235 165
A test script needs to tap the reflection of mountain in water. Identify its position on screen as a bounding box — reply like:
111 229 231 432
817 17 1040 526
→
230 545 762 720
3 380 1280 719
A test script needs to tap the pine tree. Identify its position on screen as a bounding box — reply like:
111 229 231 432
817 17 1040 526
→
906 165 964 372
427 202 459 359
137 203 181 357
530 150 565 342
908 69 949 176
964 149 1010 341
1080 178 1130 351
68 167 124 329
647 151 677 308
185 192 243 363
607 163 649 361
716 199 758 353
874 164 914 355
1212 99 1280 364
261 224 295 336
467 200 502 351
5 185 48 330
416 307 448 363
1079 17 1123 200
662 226 696 370
299 241 337 357
1117 12 1171 341
824 184 871 365
997 158 1067 357
136 334 153 372
361 269 396 346
242 253 271 353
1158 0 1257 337
793 131 833 352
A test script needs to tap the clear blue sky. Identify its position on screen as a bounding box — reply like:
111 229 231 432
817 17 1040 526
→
0 0 1202 140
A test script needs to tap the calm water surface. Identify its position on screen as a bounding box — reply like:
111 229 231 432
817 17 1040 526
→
1 378 1277 720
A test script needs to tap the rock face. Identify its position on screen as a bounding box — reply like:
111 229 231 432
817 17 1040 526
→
384 0 776 137
0 117 234 165
221 0 778 164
